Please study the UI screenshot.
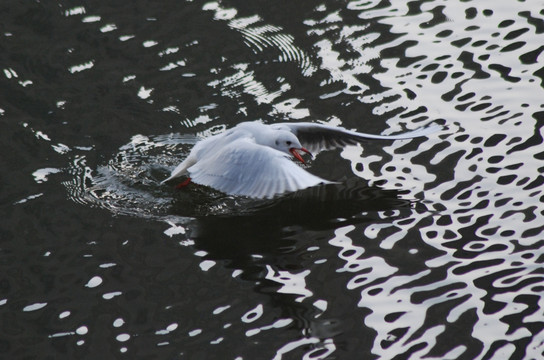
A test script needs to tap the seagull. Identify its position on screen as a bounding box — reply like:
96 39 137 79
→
162 121 439 199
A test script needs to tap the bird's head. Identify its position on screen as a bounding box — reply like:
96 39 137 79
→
271 131 312 163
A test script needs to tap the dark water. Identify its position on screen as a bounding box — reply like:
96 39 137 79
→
2 0 544 359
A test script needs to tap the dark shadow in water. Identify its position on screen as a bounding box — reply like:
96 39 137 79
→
175 178 420 340
173 178 413 221
172 178 418 267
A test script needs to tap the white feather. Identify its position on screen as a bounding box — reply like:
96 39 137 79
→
187 138 331 199
163 120 441 198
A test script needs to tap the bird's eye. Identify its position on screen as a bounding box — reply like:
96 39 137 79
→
286 141 292 146
275 140 279 145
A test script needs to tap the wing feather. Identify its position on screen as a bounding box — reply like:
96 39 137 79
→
273 122 441 153
187 138 331 198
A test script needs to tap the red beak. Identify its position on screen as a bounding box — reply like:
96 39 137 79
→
289 147 312 164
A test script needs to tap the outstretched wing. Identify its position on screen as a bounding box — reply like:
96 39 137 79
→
273 122 441 153
187 138 332 199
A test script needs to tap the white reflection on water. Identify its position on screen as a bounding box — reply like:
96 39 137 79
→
84 275 103 288
246 318 293 337
23 302 47 312
272 337 335 360
241 304 263 323
265 266 313 302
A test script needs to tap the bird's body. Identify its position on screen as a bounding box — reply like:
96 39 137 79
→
162 121 439 199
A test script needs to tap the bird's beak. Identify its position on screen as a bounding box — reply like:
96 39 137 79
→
289 147 312 164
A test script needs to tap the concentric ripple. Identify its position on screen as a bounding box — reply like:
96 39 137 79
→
64 133 198 219
204 1 315 76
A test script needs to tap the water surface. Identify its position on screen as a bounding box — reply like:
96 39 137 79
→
2 0 544 359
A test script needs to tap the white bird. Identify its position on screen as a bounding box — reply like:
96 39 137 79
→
162 121 439 199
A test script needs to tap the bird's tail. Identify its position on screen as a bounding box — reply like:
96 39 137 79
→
161 157 194 184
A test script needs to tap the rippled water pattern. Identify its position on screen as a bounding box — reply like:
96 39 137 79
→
2 0 544 359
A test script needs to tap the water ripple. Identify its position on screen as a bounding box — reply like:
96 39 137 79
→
64 133 197 219
4 0 544 359
204 1 315 76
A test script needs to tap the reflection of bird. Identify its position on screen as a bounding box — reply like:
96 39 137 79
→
162 121 439 199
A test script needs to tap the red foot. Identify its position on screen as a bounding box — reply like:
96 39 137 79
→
175 177 192 189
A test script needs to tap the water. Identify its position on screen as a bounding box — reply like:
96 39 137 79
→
1 0 544 359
